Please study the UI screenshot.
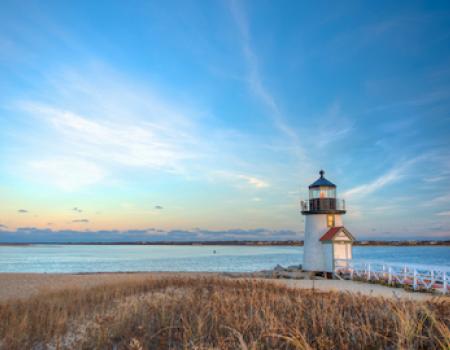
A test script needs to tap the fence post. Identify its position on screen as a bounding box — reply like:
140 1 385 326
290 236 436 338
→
444 272 447 295
388 266 392 285
338 261 446 294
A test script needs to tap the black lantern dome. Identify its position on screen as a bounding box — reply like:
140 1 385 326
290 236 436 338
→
301 170 346 214
309 170 336 199
309 170 336 188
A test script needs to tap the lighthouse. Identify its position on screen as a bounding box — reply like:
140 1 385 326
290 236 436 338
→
301 170 355 273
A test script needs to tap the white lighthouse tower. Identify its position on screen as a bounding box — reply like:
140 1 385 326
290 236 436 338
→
301 170 355 273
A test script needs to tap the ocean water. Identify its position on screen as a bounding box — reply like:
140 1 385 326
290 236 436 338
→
0 245 449 273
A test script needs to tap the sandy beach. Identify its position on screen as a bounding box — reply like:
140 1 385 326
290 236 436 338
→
0 272 439 302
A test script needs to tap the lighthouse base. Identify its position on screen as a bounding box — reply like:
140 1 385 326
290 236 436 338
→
302 214 344 272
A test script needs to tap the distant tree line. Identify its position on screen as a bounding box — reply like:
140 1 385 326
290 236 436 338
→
1 240 449 246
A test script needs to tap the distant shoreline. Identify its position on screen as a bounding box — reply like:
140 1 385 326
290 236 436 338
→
1 240 449 246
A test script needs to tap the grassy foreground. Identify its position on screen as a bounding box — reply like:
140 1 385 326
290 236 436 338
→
0 277 448 349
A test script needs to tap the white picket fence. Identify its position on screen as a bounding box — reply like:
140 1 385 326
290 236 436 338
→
334 259 450 294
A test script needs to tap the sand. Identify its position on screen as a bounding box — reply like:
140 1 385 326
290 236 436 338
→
0 272 216 301
269 279 437 301
0 272 441 302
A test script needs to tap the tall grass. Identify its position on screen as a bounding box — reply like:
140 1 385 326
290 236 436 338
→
0 277 448 349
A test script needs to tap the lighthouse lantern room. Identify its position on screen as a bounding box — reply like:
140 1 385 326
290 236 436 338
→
301 171 355 273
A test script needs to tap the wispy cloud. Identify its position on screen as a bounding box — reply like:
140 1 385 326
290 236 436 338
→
211 171 269 189
436 211 450 216
72 207 82 213
315 103 354 148
23 103 198 170
342 157 423 199
238 175 269 188
30 158 106 191
15 64 207 190
72 219 89 223
425 194 450 206
366 89 450 114
423 173 450 183
343 168 400 198
228 0 305 159
15 63 282 196
317 126 353 148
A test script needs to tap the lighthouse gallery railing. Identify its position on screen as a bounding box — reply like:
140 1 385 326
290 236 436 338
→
334 259 450 294
301 198 345 212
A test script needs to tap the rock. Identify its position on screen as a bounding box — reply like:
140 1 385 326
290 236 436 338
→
277 271 308 280
287 264 302 270
273 264 285 272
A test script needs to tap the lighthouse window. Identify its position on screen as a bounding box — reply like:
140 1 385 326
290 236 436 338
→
327 214 335 228
309 187 336 199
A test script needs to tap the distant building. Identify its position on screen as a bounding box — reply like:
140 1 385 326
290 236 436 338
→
301 170 355 272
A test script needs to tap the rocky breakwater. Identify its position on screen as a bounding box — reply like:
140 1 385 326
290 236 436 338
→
223 264 313 280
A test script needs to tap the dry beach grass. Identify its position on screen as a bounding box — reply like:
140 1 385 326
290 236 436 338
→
0 276 449 349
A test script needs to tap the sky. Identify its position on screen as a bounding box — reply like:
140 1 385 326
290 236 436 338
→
1 0 450 241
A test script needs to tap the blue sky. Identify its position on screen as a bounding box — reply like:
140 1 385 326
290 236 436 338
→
1 0 449 241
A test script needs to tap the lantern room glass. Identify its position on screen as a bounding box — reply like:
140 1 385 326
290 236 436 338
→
309 186 336 199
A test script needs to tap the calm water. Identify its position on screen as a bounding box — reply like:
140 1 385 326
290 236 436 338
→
0 245 449 273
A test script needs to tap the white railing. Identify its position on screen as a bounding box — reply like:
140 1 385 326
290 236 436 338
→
334 259 450 294
300 198 346 212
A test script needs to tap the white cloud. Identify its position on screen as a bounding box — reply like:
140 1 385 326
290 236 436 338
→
315 103 354 148
238 175 269 188
15 64 210 190
228 0 305 161
342 167 401 199
342 156 426 199
30 158 106 191
32 106 196 170
211 171 269 189
422 194 450 207
435 211 450 216
317 126 353 148
14 62 289 195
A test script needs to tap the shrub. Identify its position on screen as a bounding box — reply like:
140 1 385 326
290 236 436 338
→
0 277 448 349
